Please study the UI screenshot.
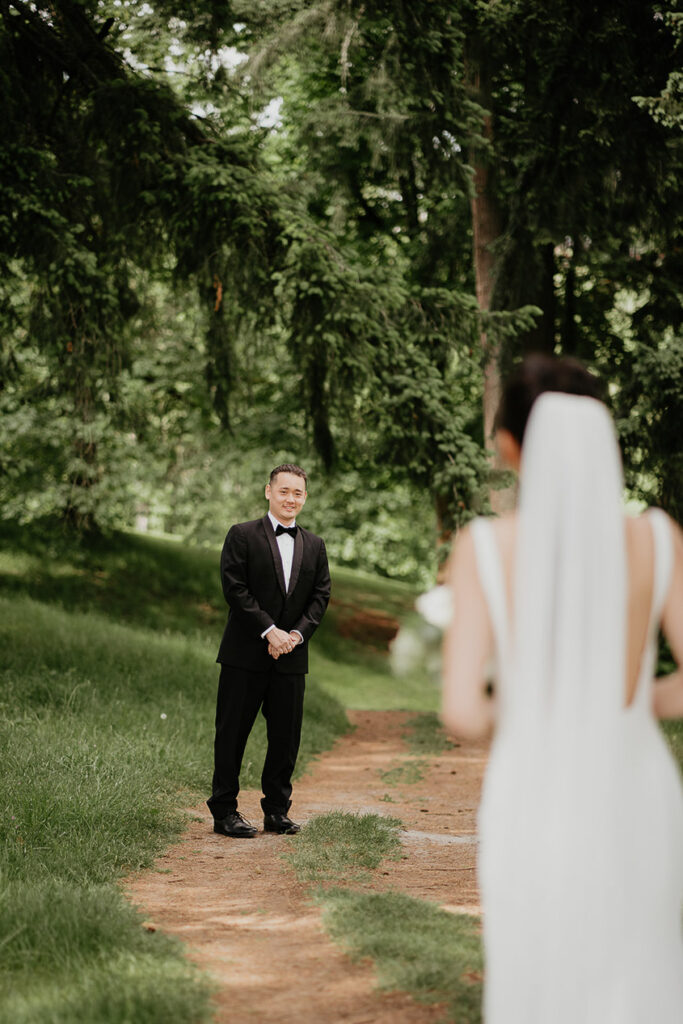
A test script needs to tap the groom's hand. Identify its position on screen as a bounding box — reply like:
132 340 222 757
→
268 626 295 655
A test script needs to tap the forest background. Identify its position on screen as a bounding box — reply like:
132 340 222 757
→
2 0 682 584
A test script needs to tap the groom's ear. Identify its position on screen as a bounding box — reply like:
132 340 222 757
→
265 483 271 500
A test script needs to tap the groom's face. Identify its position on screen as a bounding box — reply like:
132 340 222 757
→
265 472 307 525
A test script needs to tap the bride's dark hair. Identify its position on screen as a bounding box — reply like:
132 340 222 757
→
496 354 604 446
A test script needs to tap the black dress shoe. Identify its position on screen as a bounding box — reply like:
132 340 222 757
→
213 811 257 838
263 812 301 835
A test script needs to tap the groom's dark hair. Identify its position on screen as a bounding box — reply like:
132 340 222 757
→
269 464 308 488
496 355 604 446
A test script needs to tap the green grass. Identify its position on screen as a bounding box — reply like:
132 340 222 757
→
310 646 439 712
0 520 355 1024
319 889 483 1023
283 812 484 1021
662 719 683 766
0 522 223 636
0 522 476 1021
0 880 213 1024
4 521 681 1024
404 711 457 756
0 520 439 712
283 811 403 884
373 714 456 789
380 759 428 786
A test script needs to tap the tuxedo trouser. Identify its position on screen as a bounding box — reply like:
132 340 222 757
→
207 664 305 819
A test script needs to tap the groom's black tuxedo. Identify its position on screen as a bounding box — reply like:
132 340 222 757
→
208 514 330 821
216 515 331 673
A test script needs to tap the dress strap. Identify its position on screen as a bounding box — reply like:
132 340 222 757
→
471 517 510 662
648 508 674 626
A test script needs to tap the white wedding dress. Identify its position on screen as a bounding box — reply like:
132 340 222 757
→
471 394 683 1023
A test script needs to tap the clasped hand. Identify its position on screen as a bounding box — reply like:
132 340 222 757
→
267 627 301 660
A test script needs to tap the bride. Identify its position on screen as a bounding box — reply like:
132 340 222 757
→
442 355 683 1022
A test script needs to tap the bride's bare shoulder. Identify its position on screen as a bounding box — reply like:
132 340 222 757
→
625 508 679 545
490 512 518 550
623 509 683 576
628 508 683 557
456 512 517 545
625 513 650 545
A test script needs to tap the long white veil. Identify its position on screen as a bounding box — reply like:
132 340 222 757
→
498 392 629 1008
512 392 626 733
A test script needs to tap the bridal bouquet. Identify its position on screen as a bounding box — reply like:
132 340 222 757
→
389 584 452 682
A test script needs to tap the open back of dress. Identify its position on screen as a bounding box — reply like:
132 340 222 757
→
471 394 683 1023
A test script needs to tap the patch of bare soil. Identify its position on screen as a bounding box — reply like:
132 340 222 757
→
328 601 400 650
125 711 488 1023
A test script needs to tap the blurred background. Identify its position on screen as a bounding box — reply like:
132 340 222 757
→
2 1 682 585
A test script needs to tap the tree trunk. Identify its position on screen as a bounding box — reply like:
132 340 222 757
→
468 59 513 514
64 367 100 532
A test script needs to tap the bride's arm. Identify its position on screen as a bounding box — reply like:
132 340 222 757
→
441 526 496 739
653 516 683 719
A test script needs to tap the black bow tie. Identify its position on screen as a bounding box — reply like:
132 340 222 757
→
275 524 297 538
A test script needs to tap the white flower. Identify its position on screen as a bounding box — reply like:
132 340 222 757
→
415 584 452 630
160 713 167 720
389 627 425 675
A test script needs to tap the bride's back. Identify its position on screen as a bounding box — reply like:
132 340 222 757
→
491 512 655 707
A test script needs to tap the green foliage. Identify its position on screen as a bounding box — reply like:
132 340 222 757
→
2 0 683 567
611 323 683 521
633 11 683 129
0 0 287 527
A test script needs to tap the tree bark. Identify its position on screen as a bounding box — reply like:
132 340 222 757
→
468 59 513 513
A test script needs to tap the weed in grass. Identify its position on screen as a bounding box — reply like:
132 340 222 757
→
380 759 428 786
283 812 402 884
318 888 483 1023
405 712 456 756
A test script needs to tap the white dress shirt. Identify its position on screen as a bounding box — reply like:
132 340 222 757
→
261 512 303 645
268 510 295 588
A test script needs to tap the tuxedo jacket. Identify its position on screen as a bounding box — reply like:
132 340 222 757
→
216 515 331 674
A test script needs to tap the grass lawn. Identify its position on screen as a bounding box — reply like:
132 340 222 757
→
0 520 437 1023
284 811 484 1022
5 521 677 1024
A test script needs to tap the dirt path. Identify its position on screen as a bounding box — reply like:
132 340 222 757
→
126 711 489 1023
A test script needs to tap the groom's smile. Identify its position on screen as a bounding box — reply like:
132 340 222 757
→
265 472 307 525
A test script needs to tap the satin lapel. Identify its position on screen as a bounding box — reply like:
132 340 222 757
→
262 516 287 596
287 529 304 596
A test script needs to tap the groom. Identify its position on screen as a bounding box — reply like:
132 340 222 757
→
207 464 331 838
